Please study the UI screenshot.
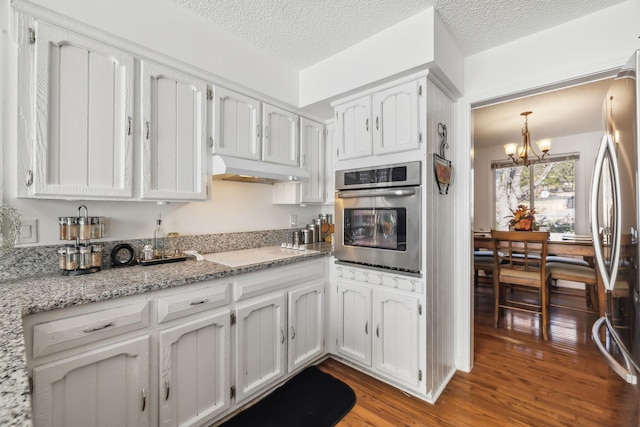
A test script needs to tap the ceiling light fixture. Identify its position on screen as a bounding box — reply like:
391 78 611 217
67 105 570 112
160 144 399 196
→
503 111 551 167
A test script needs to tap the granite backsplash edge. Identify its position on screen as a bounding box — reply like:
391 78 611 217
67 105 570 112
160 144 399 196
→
0 229 297 282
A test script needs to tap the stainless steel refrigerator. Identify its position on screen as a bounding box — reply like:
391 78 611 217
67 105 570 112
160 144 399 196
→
591 50 640 392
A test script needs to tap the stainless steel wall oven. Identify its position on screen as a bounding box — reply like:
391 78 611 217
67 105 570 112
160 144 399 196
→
334 161 421 276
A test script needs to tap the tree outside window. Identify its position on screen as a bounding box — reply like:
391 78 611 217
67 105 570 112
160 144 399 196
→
494 159 575 232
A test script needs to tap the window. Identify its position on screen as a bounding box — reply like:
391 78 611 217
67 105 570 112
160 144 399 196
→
494 158 576 232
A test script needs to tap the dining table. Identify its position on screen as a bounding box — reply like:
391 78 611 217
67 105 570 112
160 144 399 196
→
473 232 605 317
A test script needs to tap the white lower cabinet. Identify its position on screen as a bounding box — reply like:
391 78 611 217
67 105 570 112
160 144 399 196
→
336 280 372 366
234 292 287 403
26 260 328 426
32 335 150 427
335 265 422 390
288 281 324 372
373 289 420 387
158 311 230 427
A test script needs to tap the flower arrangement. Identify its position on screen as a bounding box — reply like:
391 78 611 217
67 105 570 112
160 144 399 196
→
508 204 536 231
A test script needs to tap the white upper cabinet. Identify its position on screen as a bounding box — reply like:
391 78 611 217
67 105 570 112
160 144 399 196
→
263 104 299 166
335 97 372 160
334 78 424 162
18 20 134 199
213 87 262 161
140 61 207 201
372 80 422 155
324 120 336 203
300 117 325 203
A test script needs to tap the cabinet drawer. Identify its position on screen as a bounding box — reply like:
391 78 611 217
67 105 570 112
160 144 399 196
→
32 301 150 358
157 281 231 323
235 259 325 302
335 264 423 293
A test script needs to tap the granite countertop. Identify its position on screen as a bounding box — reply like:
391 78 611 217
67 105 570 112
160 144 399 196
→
0 244 331 426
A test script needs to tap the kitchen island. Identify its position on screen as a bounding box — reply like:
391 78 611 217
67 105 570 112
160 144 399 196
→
0 244 330 426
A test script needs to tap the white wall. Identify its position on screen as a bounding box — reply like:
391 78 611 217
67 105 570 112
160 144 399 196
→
473 131 602 234
299 8 463 107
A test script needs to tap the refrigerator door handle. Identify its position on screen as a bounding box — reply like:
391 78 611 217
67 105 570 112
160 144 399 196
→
592 317 637 384
590 134 622 291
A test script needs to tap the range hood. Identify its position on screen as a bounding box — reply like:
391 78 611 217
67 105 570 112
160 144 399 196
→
211 155 309 184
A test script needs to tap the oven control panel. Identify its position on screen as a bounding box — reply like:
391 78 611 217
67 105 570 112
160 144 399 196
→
335 161 421 190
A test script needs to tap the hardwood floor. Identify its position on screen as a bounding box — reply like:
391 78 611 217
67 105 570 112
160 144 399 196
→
319 286 640 426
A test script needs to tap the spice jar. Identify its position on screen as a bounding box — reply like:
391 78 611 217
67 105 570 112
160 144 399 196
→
66 217 78 240
91 217 104 239
58 247 67 270
65 247 79 270
79 245 92 269
142 244 153 261
58 217 67 240
91 244 103 268
78 217 91 240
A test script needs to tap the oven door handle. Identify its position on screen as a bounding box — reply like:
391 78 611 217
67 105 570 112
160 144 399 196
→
337 189 416 198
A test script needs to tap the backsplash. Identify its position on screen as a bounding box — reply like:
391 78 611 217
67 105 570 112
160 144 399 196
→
0 229 295 282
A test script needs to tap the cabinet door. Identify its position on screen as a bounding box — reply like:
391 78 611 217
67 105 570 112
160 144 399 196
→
213 87 261 161
373 289 420 386
300 117 325 203
234 292 286 402
335 97 372 160
263 104 299 166
158 311 230 427
372 80 422 155
32 336 150 427
140 61 207 201
324 121 336 204
288 281 324 372
24 22 134 198
336 280 372 366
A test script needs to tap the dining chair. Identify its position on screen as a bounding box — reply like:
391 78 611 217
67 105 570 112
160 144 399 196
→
474 251 495 289
545 262 598 314
492 230 551 340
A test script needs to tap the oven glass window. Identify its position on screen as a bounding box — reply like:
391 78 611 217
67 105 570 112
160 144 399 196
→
343 208 406 250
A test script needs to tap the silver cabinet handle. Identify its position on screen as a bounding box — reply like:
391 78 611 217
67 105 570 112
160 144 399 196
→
376 116 379 130
164 378 170 401
127 116 133 136
256 124 260 139
365 118 369 132
280 329 285 344
291 325 296 340
189 298 209 305
592 317 637 384
83 322 115 333
145 121 150 140
365 321 368 335
376 324 379 338
141 388 147 411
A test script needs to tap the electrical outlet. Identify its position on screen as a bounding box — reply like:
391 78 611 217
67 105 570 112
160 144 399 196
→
18 219 38 244
290 214 297 228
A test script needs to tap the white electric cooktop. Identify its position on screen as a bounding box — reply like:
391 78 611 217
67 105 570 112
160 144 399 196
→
201 246 319 267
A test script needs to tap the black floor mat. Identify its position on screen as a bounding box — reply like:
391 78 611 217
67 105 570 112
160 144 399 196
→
219 365 356 427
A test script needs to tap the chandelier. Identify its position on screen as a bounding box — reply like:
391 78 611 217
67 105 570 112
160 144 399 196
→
504 111 551 167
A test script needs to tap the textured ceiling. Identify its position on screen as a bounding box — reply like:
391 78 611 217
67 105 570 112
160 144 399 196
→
473 78 613 149
169 0 626 68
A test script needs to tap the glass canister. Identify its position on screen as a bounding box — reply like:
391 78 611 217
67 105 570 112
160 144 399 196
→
79 245 92 269
65 247 79 270
91 244 103 268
